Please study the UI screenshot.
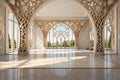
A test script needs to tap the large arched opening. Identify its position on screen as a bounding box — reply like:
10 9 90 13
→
28 0 96 53
47 23 75 49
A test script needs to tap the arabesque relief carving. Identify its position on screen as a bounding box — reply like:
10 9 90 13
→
35 20 88 48
6 0 116 54
6 0 48 55
76 0 116 54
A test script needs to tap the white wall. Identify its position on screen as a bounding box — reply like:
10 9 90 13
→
78 24 90 49
36 0 87 17
32 23 44 49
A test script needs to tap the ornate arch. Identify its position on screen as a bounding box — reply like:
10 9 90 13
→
76 0 117 54
6 0 49 55
6 0 117 55
35 20 88 48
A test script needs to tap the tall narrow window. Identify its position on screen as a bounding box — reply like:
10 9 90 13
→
104 19 114 53
104 9 114 53
90 28 94 48
28 24 33 49
7 8 19 53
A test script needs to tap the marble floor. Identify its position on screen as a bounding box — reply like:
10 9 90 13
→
0 69 120 80
0 49 120 80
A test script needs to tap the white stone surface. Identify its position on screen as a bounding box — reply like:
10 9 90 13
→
32 23 44 49
36 0 87 18
78 23 90 49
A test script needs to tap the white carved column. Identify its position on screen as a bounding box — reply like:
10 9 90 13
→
94 14 105 53
74 32 79 48
6 0 47 55
77 0 116 54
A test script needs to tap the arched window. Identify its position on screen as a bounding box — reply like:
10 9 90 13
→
7 8 20 53
90 27 94 48
104 18 114 52
47 24 75 48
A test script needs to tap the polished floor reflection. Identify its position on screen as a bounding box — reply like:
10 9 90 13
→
0 69 120 80
0 49 120 69
0 49 120 80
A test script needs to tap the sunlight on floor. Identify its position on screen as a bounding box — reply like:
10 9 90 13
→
0 56 87 69
0 49 119 70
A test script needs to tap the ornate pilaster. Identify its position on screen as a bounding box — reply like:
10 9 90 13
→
0 0 6 55
74 32 79 48
95 15 105 53
43 33 47 48
76 0 116 54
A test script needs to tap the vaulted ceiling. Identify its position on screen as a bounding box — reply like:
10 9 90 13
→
35 0 88 19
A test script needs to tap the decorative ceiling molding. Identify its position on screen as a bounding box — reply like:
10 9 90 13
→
34 16 89 20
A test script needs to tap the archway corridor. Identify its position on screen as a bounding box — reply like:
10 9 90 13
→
1 0 120 80
24 0 96 55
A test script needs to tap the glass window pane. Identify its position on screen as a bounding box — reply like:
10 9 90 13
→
14 17 17 22
14 23 18 49
47 24 75 48
8 12 13 20
8 20 13 51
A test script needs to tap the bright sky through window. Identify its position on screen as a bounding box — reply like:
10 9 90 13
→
47 24 75 42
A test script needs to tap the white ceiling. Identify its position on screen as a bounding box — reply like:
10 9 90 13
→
35 0 88 19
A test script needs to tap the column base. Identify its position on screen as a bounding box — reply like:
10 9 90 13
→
42 47 46 50
93 52 105 56
18 47 29 55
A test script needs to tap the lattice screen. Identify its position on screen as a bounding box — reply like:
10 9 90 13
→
36 20 88 48
76 0 116 54
6 0 116 54
7 0 48 55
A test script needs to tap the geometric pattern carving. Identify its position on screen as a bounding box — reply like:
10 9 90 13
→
6 0 48 55
0 2 5 55
50 25 70 48
6 0 117 55
35 20 88 48
76 0 116 54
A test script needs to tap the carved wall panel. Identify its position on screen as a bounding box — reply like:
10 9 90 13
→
0 1 6 55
